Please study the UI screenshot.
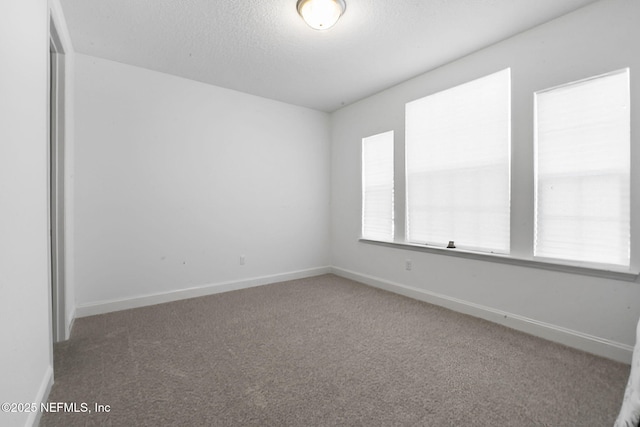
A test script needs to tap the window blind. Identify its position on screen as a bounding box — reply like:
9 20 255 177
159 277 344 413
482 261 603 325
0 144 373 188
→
362 131 394 241
405 68 511 253
534 69 630 266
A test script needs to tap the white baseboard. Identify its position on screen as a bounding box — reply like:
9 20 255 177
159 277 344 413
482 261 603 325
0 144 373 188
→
72 265 633 363
27 364 53 427
75 266 332 318
332 266 633 364
65 309 76 340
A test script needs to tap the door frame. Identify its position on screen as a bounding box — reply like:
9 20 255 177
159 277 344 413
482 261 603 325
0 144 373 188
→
49 19 66 343
48 0 74 343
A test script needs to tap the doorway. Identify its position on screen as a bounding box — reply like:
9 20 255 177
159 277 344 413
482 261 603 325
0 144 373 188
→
49 21 66 343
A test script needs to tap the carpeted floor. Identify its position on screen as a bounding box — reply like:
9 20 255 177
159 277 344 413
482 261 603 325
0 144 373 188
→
42 274 629 426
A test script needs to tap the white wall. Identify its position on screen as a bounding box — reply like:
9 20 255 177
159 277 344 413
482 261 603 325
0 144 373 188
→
331 0 640 362
74 54 331 310
0 0 53 426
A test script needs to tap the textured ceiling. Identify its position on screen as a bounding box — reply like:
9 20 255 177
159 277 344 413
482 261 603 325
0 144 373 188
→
59 0 599 112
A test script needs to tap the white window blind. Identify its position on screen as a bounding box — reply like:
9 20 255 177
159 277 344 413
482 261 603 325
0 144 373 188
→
362 131 394 241
534 69 630 267
405 69 511 253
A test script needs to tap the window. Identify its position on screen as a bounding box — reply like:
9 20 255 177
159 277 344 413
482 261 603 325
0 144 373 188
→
534 69 630 267
405 69 511 254
362 131 394 241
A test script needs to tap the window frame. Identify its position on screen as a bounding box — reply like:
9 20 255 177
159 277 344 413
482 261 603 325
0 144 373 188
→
358 67 637 282
404 68 512 255
361 130 395 242
533 68 631 268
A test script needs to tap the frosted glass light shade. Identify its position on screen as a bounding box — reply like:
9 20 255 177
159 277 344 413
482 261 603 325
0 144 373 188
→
297 0 346 30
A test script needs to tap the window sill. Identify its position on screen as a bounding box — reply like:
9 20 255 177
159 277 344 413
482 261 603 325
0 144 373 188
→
359 239 639 282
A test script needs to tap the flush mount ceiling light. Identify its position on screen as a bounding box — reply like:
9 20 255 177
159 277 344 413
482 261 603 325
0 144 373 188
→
297 0 346 30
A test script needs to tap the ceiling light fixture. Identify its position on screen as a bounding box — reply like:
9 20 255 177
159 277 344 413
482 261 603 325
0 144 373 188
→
296 0 346 31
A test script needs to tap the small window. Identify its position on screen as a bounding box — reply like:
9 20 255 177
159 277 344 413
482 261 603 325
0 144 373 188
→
405 69 511 253
534 69 630 266
362 131 394 241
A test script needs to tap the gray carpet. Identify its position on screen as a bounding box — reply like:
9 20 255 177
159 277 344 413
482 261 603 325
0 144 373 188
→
42 274 629 426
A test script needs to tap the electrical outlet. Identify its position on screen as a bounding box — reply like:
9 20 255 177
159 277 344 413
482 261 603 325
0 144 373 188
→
240 255 245 265
405 259 412 271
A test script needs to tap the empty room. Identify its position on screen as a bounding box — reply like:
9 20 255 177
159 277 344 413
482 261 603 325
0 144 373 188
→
2 0 640 425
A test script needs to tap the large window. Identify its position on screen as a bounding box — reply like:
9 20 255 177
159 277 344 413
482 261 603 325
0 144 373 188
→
362 131 394 241
405 69 511 254
534 69 630 267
